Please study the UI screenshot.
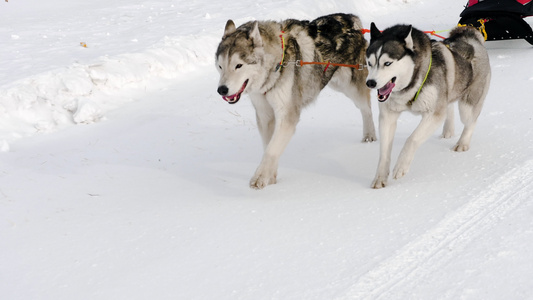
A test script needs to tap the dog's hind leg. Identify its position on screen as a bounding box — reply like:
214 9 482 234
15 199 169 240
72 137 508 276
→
454 76 489 152
250 98 301 190
454 101 481 152
441 103 455 139
352 86 377 143
330 76 377 142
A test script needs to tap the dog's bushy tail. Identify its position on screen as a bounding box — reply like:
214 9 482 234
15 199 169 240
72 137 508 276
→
448 26 485 44
444 26 485 61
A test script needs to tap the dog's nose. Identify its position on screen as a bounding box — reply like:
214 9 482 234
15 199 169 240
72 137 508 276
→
217 85 229 96
366 80 377 89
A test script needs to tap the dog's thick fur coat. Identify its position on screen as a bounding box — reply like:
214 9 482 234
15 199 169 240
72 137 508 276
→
216 13 376 189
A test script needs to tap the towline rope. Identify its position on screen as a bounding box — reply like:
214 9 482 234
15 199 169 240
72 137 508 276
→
360 28 449 39
286 60 365 71
276 28 447 73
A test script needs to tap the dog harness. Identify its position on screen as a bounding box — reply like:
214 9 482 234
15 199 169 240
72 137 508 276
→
275 31 365 72
408 54 432 106
275 31 286 72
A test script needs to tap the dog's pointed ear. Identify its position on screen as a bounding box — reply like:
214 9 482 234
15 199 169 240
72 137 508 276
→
223 20 236 39
249 21 263 48
370 22 382 42
403 25 414 51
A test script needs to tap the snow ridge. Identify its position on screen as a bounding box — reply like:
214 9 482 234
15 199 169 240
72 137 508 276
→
338 160 533 299
0 34 217 144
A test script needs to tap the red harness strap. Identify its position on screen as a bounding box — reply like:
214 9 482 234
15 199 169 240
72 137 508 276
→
297 60 365 71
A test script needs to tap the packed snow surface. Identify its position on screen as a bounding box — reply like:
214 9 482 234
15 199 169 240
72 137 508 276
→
1 0 533 299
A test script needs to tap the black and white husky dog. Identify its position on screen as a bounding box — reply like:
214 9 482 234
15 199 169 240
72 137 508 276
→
366 24 491 188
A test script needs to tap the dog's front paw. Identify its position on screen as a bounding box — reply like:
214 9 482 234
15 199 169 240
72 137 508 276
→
453 143 470 152
250 173 277 190
441 131 454 139
392 164 409 180
441 124 454 139
371 176 388 189
362 134 377 143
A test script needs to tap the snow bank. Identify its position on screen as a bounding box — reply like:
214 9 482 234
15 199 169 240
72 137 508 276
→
0 34 218 145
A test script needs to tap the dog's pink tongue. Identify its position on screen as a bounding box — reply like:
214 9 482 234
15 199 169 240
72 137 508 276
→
378 82 395 96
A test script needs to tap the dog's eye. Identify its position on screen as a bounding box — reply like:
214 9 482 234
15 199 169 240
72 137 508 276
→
367 62 373 67
235 64 243 70
218 65 222 70
384 62 392 67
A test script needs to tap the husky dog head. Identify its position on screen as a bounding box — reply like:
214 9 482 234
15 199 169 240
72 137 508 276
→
215 20 272 104
365 23 418 102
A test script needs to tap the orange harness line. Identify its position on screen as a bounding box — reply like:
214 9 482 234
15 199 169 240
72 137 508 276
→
360 28 448 39
424 30 447 39
297 60 365 71
278 32 365 72
276 28 447 73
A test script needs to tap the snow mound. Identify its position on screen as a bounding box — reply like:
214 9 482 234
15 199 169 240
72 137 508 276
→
0 35 218 145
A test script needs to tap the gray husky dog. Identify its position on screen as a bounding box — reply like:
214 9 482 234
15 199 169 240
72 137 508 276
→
216 14 376 189
366 24 491 188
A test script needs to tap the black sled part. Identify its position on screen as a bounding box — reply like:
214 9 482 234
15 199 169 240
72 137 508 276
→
460 0 533 17
459 13 533 45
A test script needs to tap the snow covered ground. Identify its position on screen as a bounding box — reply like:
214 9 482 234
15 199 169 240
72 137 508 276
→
1 0 533 299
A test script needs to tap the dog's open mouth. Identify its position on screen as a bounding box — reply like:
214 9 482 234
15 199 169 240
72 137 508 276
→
223 80 248 104
377 77 396 102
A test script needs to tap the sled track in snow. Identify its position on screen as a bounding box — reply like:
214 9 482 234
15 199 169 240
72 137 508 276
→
338 160 533 300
